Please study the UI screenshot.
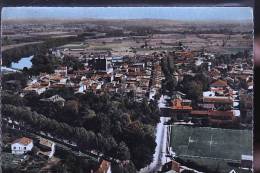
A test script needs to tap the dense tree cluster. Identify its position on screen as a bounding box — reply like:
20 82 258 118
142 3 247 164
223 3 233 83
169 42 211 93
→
112 161 137 173
30 54 61 75
26 53 84 75
2 72 28 92
3 104 107 151
2 91 160 170
53 150 100 173
2 92 25 106
177 73 211 102
161 56 177 95
53 149 137 173
62 55 85 71
214 50 252 66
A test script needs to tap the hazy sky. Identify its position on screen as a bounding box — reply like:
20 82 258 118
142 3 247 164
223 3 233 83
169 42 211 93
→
2 7 253 21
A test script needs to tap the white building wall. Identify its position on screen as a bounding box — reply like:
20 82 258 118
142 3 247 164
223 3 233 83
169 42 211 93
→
48 143 56 158
11 142 33 155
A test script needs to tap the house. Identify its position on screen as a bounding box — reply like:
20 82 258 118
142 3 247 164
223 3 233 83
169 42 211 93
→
55 66 68 77
198 103 215 110
40 94 66 106
210 79 228 88
23 83 48 95
191 110 234 120
49 74 67 84
94 160 111 173
112 56 124 63
171 98 192 110
11 137 33 155
203 91 215 97
203 96 233 109
172 91 186 99
208 68 221 79
37 138 55 159
161 160 181 173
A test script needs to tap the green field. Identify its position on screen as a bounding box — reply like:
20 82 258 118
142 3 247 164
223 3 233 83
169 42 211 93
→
170 125 252 172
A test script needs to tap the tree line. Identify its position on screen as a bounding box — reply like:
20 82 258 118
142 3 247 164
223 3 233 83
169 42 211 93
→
2 91 160 170
2 36 83 67
161 56 178 96
2 103 136 169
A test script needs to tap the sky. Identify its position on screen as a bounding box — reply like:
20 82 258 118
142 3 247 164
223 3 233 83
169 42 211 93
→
2 7 253 21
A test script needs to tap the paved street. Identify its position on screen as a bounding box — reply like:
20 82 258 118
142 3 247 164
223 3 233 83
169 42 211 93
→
139 95 170 173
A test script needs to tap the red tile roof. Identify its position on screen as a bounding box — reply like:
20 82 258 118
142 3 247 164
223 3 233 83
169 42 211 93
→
171 99 193 110
203 96 233 104
210 79 228 87
12 137 33 146
191 110 234 118
94 160 111 173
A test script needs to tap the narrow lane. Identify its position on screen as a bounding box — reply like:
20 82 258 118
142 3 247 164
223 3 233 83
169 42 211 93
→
139 95 170 173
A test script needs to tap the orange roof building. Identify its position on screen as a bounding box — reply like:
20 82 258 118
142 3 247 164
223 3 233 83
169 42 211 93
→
191 110 234 120
12 137 33 145
171 98 192 110
210 79 228 88
94 160 111 173
203 96 233 104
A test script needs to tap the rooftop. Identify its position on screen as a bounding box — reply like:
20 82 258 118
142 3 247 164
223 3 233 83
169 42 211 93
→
203 96 233 104
94 160 111 173
191 110 234 117
210 79 228 87
39 138 55 148
12 137 33 146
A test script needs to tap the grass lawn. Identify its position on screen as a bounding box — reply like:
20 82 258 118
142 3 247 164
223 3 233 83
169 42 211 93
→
170 125 252 172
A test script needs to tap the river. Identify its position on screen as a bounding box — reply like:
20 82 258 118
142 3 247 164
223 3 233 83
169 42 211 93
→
11 55 34 70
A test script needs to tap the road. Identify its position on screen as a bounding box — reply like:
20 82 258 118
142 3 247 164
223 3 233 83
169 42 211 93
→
139 95 170 173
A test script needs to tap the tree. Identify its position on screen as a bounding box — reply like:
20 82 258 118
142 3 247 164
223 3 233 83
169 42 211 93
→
98 113 111 136
162 76 177 95
2 104 114 154
81 108 96 120
3 90 160 170
131 145 154 170
185 81 203 101
2 92 25 106
167 56 175 74
62 100 80 122
194 73 211 91
111 161 136 173
63 56 84 71
115 142 131 160
30 53 60 75
24 92 40 108
2 72 28 91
